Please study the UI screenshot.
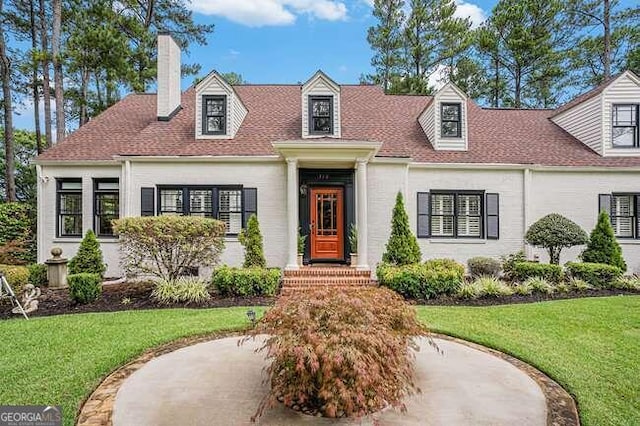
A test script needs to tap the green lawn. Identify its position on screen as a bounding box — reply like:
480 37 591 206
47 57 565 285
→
0 297 638 426
417 296 640 426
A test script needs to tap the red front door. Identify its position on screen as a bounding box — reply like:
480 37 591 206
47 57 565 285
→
310 187 344 261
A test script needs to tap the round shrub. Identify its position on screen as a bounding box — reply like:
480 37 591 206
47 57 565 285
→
244 286 428 419
500 250 526 281
68 230 106 277
424 258 465 277
27 263 48 287
0 264 30 294
467 256 502 278
565 262 622 289
525 214 588 264
68 273 102 304
152 277 211 304
113 216 226 281
212 266 281 297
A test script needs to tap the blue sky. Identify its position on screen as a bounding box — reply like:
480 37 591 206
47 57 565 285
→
12 0 493 130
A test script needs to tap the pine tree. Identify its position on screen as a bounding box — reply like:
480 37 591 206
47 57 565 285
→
68 230 106 277
581 210 626 272
366 0 406 92
238 214 266 268
382 192 422 265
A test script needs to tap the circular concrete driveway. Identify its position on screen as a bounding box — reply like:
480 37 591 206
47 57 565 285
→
112 336 549 426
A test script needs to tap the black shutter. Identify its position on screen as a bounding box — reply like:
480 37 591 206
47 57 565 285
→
141 187 155 216
486 193 499 239
417 192 430 238
636 195 640 239
598 194 612 216
243 188 257 227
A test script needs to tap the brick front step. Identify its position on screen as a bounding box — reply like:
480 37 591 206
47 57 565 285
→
280 266 376 294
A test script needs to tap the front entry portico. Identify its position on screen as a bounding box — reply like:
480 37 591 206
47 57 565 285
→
272 140 381 271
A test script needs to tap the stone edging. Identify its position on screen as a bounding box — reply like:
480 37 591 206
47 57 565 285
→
76 330 243 426
77 332 580 426
433 334 580 426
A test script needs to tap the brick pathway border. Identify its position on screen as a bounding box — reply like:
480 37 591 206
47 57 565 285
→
76 332 580 426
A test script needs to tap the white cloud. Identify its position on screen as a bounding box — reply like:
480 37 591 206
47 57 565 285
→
454 1 486 29
190 0 348 27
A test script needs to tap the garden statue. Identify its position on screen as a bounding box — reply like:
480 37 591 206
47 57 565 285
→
12 284 41 314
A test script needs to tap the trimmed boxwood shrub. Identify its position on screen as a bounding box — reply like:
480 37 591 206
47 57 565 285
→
377 259 463 299
565 262 622 289
511 261 563 283
0 264 30 294
212 266 281 297
244 286 428 419
68 273 102 304
467 256 502 278
27 263 48 287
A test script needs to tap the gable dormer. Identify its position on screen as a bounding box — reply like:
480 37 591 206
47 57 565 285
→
551 70 640 157
195 71 247 139
301 71 341 138
419 82 468 151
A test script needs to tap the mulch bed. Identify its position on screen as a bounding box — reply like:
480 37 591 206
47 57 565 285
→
0 281 275 320
2 281 639 320
412 288 640 306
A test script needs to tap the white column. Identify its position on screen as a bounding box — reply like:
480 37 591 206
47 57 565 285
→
356 159 369 270
523 168 532 259
286 158 299 270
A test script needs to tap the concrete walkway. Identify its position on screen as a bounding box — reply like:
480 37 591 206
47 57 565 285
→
113 337 546 426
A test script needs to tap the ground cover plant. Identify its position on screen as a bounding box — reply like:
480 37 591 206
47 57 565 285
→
245 287 429 419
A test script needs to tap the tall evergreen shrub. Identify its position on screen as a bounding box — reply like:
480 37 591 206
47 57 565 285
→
382 192 421 265
68 230 106 277
581 211 626 272
238 214 267 268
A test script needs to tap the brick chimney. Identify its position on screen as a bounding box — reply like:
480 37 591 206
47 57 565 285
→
157 33 181 120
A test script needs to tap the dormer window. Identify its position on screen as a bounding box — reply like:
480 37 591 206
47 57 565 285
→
309 96 333 135
441 103 461 138
612 104 639 148
203 95 226 135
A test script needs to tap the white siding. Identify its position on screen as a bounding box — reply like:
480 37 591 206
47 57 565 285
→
419 84 467 151
39 161 287 278
602 72 640 156
551 94 603 154
195 73 247 140
530 170 640 273
407 168 524 265
418 102 435 147
38 165 123 277
301 73 341 139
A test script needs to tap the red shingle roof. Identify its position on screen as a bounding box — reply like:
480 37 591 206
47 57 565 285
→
37 83 640 167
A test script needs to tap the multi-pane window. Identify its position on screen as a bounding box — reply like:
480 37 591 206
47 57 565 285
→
158 186 243 235
611 194 636 238
159 188 184 215
94 179 119 237
441 103 461 138
202 95 226 135
218 189 242 234
309 96 333 134
57 179 82 237
612 104 639 148
431 192 483 238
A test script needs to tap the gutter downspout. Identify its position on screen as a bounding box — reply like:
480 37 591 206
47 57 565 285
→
523 168 532 258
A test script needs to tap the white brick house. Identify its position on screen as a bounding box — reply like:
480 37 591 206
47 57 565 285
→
35 34 640 277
